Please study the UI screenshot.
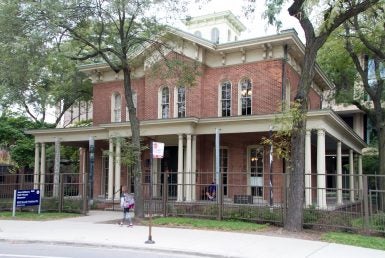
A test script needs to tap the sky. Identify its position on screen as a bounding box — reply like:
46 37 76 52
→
179 0 305 42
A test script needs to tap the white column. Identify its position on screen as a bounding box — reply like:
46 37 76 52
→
79 148 86 198
185 134 192 201
115 139 121 199
34 143 40 189
317 129 327 209
191 135 197 201
358 154 363 200
177 134 184 202
305 130 312 207
53 138 60 197
108 139 114 200
349 149 355 202
40 143 46 197
336 141 343 205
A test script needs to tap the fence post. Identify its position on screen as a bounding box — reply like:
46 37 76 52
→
83 172 88 215
363 175 369 233
163 170 168 217
59 174 63 213
282 173 287 226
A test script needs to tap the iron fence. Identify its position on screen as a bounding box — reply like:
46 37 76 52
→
1 171 384 234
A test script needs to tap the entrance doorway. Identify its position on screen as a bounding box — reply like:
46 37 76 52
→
161 146 178 198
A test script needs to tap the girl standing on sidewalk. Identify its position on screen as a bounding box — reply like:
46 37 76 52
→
119 186 134 227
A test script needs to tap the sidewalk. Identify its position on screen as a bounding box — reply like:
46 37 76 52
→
1 210 384 258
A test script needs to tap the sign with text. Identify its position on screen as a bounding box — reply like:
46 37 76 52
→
15 189 40 207
152 142 164 159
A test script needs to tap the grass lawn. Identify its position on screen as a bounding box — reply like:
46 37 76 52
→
149 217 385 251
322 232 385 251
0 211 81 220
149 217 268 232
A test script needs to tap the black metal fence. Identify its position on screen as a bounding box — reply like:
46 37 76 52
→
1 171 384 234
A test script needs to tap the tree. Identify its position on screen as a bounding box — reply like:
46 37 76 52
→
318 7 385 209
0 113 51 171
29 0 196 217
0 0 93 126
245 0 381 231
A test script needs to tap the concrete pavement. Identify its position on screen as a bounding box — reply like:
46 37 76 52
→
0 210 384 258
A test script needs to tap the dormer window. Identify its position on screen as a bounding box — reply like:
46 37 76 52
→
194 31 202 38
227 29 231 42
211 27 219 43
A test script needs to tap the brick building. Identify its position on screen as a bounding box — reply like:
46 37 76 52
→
27 11 366 208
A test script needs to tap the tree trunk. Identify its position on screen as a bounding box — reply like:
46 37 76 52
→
284 43 319 232
374 106 385 211
122 67 144 218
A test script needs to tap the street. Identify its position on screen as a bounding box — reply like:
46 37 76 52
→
0 242 207 258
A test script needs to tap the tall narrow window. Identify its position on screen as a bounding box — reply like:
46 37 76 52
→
177 86 186 118
249 146 264 197
221 81 231 117
240 78 252 115
211 27 219 43
161 87 170 118
111 92 121 122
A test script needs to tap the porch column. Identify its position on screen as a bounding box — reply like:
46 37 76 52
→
40 143 46 197
53 138 60 197
115 139 121 199
358 154 363 200
177 134 184 202
191 135 197 201
185 134 192 201
79 147 86 198
336 141 343 205
34 143 40 189
305 130 312 207
317 129 327 209
108 139 114 200
349 149 355 202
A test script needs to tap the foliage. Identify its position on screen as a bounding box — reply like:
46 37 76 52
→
261 100 304 161
0 1 93 125
0 115 50 169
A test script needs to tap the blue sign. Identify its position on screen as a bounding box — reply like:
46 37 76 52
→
16 189 40 207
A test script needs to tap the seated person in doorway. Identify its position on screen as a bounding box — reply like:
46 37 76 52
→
205 181 216 201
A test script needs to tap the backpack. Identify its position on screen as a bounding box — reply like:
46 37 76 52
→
122 194 134 209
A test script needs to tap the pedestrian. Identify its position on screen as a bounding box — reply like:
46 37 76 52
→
119 185 134 227
205 181 216 201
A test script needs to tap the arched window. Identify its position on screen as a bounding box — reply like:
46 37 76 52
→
220 81 231 117
194 31 202 38
239 78 252 115
176 86 186 118
211 27 219 43
161 87 170 119
111 92 121 122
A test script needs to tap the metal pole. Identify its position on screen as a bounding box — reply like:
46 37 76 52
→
145 141 155 244
89 136 95 208
215 128 222 220
269 126 273 207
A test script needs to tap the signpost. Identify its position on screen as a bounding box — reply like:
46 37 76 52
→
145 141 164 244
12 189 41 216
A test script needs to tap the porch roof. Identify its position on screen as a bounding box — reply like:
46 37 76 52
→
26 109 366 154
